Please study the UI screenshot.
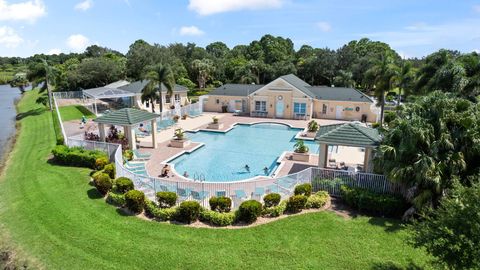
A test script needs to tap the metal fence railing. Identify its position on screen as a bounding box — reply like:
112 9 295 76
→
53 91 84 99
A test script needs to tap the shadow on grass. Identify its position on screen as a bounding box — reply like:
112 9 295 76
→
367 217 404 233
15 108 45 120
115 208 137 217
370 261 425 270
74 105 95 118
87 188 103 200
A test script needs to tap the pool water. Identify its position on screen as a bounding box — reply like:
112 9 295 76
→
169 123 318 182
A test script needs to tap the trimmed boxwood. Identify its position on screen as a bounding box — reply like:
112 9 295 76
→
237 200 262 223
106 192 125 207
262 200 287 217
144 200 177 221
263 193 281 207
294 183 312 196
95 157 109 170
209 196 232 213
306 191 330 209
286 195 308 213
115 177 134 193
340 185 408 217
103 163 115 179
199 209 235 226
156 191 177 208
93 173 112 195
51 145 107 169
125 190 145 214
175 201 201 224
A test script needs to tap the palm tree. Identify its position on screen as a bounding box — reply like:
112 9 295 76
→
392 61 414 107
27 59 56 110
141 64 175 113
366 54 398 125
333 70 355 88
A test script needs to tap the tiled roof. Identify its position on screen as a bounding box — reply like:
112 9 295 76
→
94 108 159 126
208 84 264 97
315 122 381 147
279 74 315 98
307 86 374 103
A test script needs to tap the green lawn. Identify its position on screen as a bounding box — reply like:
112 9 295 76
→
58 105 96 121
0 90 430 269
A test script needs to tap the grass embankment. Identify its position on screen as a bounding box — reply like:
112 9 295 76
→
0 90 430 269
58 105 96 121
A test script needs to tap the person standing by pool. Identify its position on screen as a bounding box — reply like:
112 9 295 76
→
245 165 250 172
263 166 269 175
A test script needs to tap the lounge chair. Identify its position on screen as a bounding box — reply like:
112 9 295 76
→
191 190 209 200
177 188 190 199
234 189 247 199
125 161 145 168
252 187 265 200
216 190 227 197
266 185 280 193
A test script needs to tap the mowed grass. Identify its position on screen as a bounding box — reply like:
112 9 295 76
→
0 90 430 270
58 105 96 121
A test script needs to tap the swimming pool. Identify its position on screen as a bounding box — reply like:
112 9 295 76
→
169 123 318 182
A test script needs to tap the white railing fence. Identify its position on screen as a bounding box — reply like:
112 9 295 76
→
53 91 84 99
53 95 68 144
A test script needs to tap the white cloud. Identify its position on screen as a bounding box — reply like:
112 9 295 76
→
74 0 92 11
179 26 204 36
66 34 90 52
0 26 23 48
188 0 283 15
47 48 61 55
316 21 331 32
0 0 46 23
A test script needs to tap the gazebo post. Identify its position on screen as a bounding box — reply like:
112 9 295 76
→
94 98 98 115
98 123 106 142
124 125 136 150
318 143 328 168
151 119 158 149
364 147 374 173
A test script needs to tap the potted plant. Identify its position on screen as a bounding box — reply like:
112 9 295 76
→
181 114 188 120
306 120 319 137
170 128 191 148
207 116 223 130
292 140 310 162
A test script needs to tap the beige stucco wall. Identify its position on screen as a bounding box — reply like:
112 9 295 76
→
250 79 313 119
203 95 248 112
312 100 378 122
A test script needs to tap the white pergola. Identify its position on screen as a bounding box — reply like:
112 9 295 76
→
82 87 135 115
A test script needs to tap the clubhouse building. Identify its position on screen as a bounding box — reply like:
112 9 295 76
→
203 74 379 122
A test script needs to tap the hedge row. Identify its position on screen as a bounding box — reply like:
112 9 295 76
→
340 185 408 217
52 145 107 169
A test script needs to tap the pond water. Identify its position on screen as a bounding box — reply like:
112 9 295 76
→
0 84 23 159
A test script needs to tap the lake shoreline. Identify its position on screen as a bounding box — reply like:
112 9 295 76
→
0 96 21 176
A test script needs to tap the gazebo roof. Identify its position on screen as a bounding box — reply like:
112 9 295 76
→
94 108 159 126
315 122 382 147
83 87 135 99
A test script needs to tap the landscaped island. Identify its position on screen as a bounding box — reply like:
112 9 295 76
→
0 90 429 269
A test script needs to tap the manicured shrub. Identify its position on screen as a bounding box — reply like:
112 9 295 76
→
93 173 112 195
237 200 262 223
340 185 408 217
95 157 109 170
199 209 235 226
115 177 134 193
103 163 115 179
125 190 145 214
294 183 312 196
123 150 133 161
306 191 330 209
263 193 281 207
106 192 125 207
156 191 177 208
286 195 308 213
144 200 177 221
175 201 201 223
52 145 107 169
209 196 232 213
262 200 287 217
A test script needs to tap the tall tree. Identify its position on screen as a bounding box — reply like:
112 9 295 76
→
142 64 175 113
365 53 398 125
391 61 414 106
191 59 215 89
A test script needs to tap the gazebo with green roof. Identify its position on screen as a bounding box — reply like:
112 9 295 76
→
315 122 382 172
94 108 159 150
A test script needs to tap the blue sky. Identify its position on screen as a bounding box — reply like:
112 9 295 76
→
1 0 480 58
